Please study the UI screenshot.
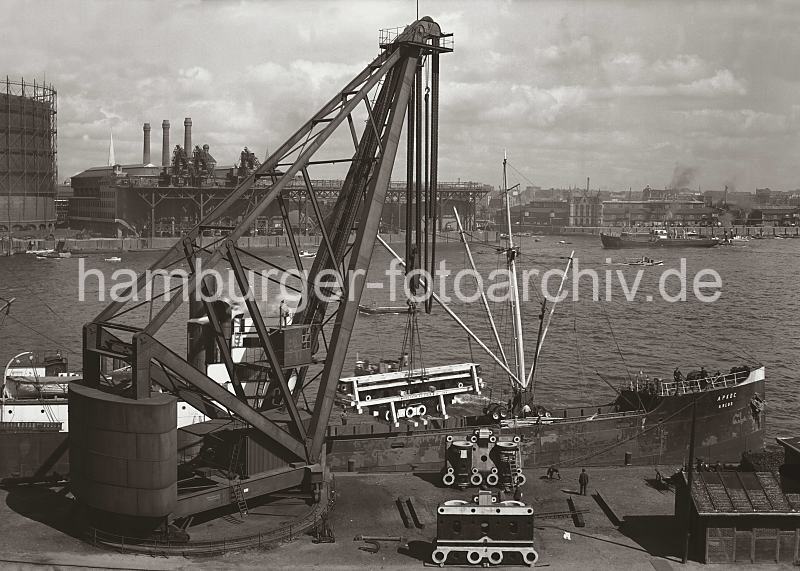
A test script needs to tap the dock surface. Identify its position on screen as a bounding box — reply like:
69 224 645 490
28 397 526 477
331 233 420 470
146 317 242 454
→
0 465 789 569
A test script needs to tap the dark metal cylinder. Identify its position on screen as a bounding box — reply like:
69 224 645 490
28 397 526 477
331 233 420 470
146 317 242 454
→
161 120 170 166
184 117 192 155
448 441 473 488
142 123 151 165
493 442 519 487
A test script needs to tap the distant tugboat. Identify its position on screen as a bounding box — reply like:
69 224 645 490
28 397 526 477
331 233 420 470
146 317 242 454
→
35 239 72 258
601 228 719 249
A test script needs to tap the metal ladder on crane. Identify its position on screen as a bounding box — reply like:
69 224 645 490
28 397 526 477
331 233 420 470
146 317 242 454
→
509 451 520 488
254 370 270 410
229 436 248 517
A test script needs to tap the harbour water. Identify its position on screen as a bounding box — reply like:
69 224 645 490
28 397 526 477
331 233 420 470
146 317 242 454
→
1 234 797 441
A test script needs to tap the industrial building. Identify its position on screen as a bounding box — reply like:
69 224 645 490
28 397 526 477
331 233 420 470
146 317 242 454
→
70 119 491 237
599 196 714 227
508 200 571 228
676 438 800 564
0 77 58 235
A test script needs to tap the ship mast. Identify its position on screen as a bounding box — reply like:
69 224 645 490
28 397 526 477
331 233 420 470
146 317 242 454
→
503 153 526 393
0 297 13 316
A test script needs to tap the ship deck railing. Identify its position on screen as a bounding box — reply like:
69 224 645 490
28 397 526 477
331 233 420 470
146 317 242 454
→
656 370 750 397
327 407 647 439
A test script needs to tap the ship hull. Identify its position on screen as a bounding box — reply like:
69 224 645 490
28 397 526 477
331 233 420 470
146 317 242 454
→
325 370 765 472
0 369 765 481
600 233 719 249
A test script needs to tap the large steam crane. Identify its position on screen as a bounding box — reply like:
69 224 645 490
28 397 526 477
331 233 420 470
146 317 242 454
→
74 18 451 530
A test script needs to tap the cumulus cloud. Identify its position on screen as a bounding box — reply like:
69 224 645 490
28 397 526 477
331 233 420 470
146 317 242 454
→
603 53 709 85
675 109 789 136
678 69 747 97
179 66 212 83
0 0 795 192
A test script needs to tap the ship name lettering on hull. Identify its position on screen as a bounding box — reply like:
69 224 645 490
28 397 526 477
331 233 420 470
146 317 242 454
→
717 392 737 408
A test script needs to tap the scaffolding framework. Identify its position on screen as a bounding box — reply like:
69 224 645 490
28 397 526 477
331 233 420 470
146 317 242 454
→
0 77 57 232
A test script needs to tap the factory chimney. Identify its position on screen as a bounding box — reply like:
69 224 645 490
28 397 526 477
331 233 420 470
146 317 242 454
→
143 122 151 165
162 120 170 167
184 117 192 155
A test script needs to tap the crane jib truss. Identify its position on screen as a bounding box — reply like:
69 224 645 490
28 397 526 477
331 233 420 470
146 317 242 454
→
81 18 451 494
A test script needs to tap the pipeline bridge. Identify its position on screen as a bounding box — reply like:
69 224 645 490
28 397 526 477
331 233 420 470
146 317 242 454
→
110 175 491 236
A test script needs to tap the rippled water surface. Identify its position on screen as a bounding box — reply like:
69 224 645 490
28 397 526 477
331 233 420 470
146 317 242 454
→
1 234 797 438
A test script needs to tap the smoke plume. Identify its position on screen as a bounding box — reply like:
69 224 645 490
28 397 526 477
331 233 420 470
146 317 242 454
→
669 163 698 190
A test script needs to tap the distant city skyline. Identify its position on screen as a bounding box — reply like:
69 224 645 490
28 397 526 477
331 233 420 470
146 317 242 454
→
3 0 800 192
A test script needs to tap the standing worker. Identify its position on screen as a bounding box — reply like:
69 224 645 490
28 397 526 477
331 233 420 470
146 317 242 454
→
578 468 589 496
279 299 291 329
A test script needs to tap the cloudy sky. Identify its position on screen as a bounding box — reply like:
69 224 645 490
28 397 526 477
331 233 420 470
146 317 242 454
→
3 0 799 192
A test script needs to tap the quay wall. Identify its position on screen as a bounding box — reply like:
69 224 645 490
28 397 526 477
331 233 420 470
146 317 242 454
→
3 226 798 255
562 225 800 237
0 231 500 255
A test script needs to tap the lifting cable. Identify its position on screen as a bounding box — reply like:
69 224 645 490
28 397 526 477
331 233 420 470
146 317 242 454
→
571 296 592 406
599 299 634 387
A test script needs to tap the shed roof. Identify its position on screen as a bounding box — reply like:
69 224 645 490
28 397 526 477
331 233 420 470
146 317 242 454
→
691 470 800 516
777 436 800 456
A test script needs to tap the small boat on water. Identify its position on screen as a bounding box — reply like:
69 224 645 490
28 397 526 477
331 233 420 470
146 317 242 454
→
299 249 317 258
358 303 408 315
104 256 122 262
625 256 663 266
37 251 71 259
719 231 750 246
35 240 72 259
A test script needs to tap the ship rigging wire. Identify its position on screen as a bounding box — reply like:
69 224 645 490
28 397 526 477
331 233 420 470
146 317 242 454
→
4 313 77 354
23 284 68 327
598 293 761 366
559 385 719 468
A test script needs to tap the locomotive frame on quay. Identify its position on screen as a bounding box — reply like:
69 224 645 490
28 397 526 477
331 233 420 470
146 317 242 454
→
0 77 58 235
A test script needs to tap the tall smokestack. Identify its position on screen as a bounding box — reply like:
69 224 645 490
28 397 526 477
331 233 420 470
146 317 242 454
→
143 122 151 165
184 117 192 155
161 120 170 167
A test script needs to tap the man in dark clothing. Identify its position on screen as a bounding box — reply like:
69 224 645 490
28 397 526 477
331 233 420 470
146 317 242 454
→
578 469 589 495
547 466 561 480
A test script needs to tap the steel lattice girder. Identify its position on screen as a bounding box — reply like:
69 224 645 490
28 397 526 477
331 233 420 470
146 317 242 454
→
83 18 448 472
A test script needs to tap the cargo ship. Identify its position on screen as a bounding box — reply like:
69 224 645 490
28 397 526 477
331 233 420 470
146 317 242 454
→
327 364 765 471
600 228 719 249
327 159 763 473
